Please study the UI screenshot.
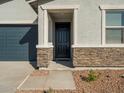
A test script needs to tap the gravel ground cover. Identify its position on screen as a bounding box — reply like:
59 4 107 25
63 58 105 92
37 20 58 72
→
73 70 124 93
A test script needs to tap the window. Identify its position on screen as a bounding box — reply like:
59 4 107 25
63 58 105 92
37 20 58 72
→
105 10 124 44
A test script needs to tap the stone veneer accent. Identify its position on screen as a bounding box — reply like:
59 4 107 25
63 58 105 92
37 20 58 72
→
37 48 53 67
73 47 124 67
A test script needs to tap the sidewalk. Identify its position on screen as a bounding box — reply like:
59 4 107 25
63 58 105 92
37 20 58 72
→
17 70 76 91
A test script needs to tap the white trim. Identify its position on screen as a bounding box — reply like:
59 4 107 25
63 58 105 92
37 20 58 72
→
102 10 106 45
106 26 124 29
0 20 37 24
44 9 49 45
41 5 79 10
27 0 37 3
36 44 54 48
100 5 124 10
73 9 78 45
101 5 124 45
39 5 79 47
72 44 124 48
38 6 44 45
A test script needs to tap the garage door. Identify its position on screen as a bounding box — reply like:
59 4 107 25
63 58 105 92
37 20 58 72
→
0 25 38 61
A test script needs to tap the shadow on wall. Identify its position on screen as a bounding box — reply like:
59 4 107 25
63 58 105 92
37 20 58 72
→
20 25 38 68
33 18 38 24
0 0 13 5
38 0 54 5
29 0 38 13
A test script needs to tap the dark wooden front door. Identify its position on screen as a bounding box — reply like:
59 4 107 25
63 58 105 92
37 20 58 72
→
55 22 71 59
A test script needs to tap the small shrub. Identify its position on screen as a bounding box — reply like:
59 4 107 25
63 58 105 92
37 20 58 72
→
45 88 54 93
87 70 97 82
120 74 124 78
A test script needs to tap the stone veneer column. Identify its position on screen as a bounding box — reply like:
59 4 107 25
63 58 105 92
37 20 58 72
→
37 7 53 67
37 47 53 67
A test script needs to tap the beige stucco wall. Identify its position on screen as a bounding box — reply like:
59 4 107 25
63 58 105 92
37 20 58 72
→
38 0 124 46
0 0 37 23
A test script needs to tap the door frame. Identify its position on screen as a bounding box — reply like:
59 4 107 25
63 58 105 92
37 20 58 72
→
54 22 71 60
37 5 78 47
37 5 79 62
53 20 73 61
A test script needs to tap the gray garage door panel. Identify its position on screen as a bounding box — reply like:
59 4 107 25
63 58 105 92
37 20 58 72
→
0 25 38 61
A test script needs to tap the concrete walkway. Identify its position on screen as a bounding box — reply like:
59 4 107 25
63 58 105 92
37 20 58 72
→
18 70 76 90
40 61 73 70
0 62 34 93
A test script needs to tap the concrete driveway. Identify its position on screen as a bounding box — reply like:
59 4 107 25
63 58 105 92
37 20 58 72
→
0 61 34 93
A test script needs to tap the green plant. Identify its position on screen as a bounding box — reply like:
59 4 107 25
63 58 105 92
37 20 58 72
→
120 74 124 78
87 70 97 82
45 88 54 93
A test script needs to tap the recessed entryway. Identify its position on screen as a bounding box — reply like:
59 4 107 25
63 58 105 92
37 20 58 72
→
47 9 73 61
37 5 78 67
